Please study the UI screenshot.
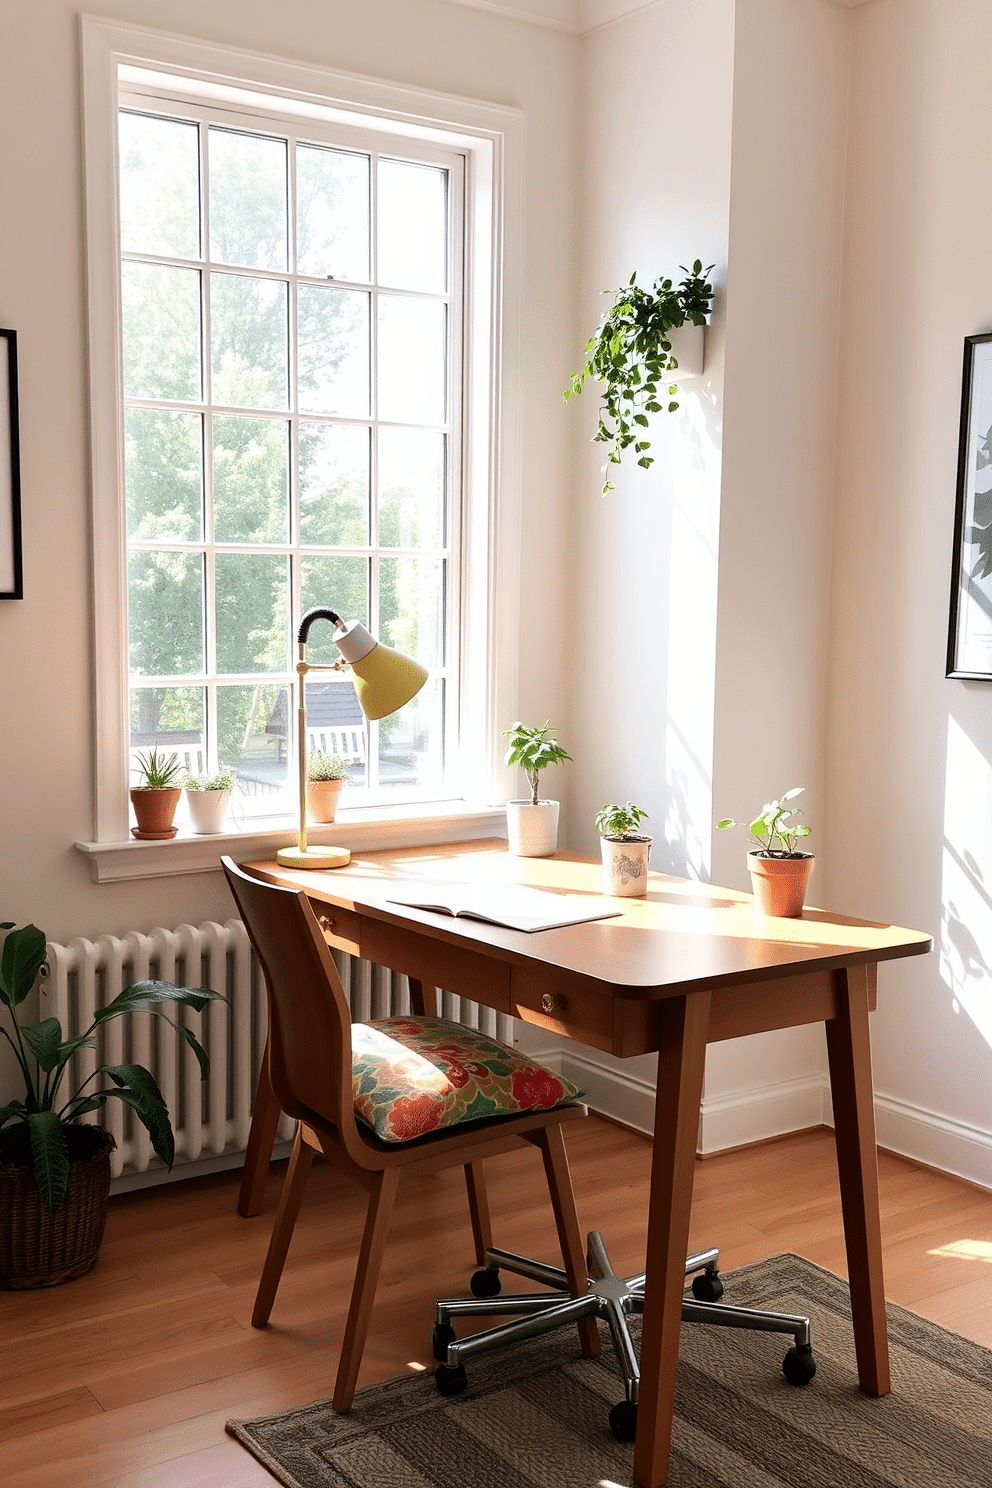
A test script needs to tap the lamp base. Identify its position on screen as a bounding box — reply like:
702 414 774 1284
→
275 844 351 870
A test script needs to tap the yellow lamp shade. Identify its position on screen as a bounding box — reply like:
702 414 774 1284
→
350 642 429 721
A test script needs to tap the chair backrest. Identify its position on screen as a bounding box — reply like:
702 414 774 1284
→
221 857 358 1149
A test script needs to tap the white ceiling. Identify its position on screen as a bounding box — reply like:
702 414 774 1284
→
446 0 870 37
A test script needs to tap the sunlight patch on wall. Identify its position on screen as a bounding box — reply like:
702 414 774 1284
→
664 395 720 882
941 716 992 1050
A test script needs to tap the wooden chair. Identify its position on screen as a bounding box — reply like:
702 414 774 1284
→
221 856 598 1413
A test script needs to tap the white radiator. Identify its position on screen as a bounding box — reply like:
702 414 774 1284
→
41 920 514 1188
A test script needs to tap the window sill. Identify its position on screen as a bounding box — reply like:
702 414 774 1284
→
75 802 509 883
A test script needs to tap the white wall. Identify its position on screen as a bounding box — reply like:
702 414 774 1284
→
4 0 990 1189
705 0 851 1148
827 0 992 1186
0 0 580 946
551 0 853 1149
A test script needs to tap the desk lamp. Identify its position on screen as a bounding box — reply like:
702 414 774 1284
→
276 607 428 870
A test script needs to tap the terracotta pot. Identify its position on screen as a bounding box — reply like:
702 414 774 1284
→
747 851 814 917
129 786 181 840
307 778 344 824
0 1126 116 1289
506 800 559 857
601 835 652 897
185 787 232 834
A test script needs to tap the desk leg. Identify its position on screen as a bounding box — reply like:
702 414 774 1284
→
825 963 890 1397
237 1045 282 1218
633 990 711 1488
409 977 438 1017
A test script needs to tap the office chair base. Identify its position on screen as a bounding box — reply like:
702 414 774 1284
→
433 1233 815 1439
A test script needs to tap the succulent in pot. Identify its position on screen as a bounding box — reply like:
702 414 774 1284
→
503 722 572 857
184 769 237 835
716 787 814 918
130 748 184 840
306 751 350 825
0 920 223 1287
595 801 652 897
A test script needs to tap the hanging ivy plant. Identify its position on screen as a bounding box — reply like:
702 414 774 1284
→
565 260 714 495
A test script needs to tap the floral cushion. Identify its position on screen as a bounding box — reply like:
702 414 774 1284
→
352 1016 583 1144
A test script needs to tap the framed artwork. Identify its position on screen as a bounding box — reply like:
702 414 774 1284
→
0 328 22 600
948 332 992 678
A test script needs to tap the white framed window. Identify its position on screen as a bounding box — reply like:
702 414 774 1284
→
80 18 523 869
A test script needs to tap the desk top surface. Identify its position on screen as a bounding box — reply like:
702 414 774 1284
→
246 841 932 1000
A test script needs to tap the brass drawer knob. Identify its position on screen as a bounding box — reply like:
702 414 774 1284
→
318 913 336 934
541 992 564 1014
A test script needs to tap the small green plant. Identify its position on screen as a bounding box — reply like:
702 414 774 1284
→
0 921 224 1213
716 788 812 858
503 722 571 806
595 801 650 841
307 751 350 782
184 769 236 792
565 260 715 495
134 748 183 789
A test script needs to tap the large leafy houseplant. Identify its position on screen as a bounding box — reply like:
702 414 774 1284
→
565 260 715 494
0 921 222 1213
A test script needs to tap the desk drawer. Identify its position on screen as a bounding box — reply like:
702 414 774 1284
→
511 966 617 1052
361 918 511 1013
311 904 362 957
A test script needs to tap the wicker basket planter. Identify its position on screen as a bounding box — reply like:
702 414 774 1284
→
0 1126 116 1290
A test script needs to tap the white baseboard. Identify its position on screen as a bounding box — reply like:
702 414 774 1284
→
695 1075 832 1154
539 1041 992 1191
875 1092 992 1192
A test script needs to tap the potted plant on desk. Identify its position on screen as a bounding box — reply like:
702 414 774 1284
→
503 721 571 857
595 801 652 897
184 768 236 835
716 787 814 917
0 920 222 1288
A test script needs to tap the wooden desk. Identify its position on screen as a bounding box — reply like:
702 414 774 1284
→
238 841 931 1488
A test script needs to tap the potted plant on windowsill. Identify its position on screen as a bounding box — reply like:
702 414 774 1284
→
595 801 652 897
0 920 222 1289
130 749 184 840
306 751 350 825
184 769 237 835
503 722 571 857
565 260 715 495
716 788 814 918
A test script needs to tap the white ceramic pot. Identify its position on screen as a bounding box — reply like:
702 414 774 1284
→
506 799 560 857
185 787 232 835
600 835 652 897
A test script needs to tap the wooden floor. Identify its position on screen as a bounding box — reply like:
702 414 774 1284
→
2 1119 991 1486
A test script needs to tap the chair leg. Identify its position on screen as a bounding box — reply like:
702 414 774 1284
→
535 1126 599 1359
463 1161 493 1266
252 1125 315 1327
332 1166 401 1413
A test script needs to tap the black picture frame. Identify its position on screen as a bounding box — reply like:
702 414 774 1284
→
0 328 23 600
947 332 992 678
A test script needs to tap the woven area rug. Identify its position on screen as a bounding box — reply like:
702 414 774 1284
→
226 1252 992 1487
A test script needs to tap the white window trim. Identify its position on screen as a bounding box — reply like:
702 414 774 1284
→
78 14 523 876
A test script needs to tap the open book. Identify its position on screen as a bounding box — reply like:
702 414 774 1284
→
385 882 621 934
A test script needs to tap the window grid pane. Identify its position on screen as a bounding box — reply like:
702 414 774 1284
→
121 101 456 812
